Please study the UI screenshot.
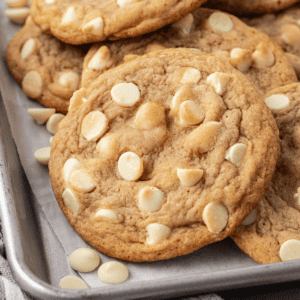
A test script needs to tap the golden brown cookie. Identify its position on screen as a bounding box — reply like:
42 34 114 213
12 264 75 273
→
81 9 297 94
231 82 300 264
49 48 279 262
5 16 89 114
30 0 207 45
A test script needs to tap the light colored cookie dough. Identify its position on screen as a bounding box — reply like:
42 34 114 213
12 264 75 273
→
231 82 300 264
5 16 88 114
49 48 279 262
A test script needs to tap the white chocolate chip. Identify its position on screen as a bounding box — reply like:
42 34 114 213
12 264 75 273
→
45 0 54 3
61 6 78 25
34 147 51 165
68 88 87 112
82 17 104 36
6 0 28 7
111 82 140 107
265 94 290 112
118 152 143 181
69 170 96 193
230 48 252 73
59 276 88 290
241 208 257 226
98 261 129 284
206 72 230 95
21 39 36 59
81 111 109 142
95 209 118 221
252 42 275 68
6 8 30 24
203 203 228 233
62 188 80 213
63 158 82 184
22 71 42 99
139 187 164 212
146 223 171 245
88 46 112 70
134 102 165 130
208 12 233 32
59 71 80 92
46 113 65 135
27 108 55 125
281 24 300 46
177 169 203 187
280 239 300 261
69 248 100 272
145 43 167 54
171 86 193 115
179 100 204 126
49 136 53 144
96 134 119 158
225 143 247 166
181 68 201 85
117 0 134 7
172 13 194 35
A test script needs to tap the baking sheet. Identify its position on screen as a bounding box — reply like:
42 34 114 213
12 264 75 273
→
2 3 300 300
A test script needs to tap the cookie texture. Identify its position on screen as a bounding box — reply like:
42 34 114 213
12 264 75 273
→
231 83 300 264
5 16 88 114
30 0 207 45
49 48 279 262
81 8 297 94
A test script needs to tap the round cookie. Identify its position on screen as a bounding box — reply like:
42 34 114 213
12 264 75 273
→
5 16 89 114
81 8 297 94
231 82 300 264
49 48 279 262
30 0 207 45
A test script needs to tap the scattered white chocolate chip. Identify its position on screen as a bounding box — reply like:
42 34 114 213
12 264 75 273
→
96 134 119 158
59 72 80 92
81 111 109 142
171 86 193 114
27 108 55 125
68 88 87 112
82 17 104 36
111 82 140 107
145 43 167 54
22 71 42 99
281 24 300 46
21 39 36 59
95 209 118 221
139 187 164 212
6 8 30 24
61 6 78 25
241 208 257 226
98 261 129 284
69 248 100 272
118 152 143 181
172 13 194 35
252 42 275 68
46 113 65 135
62 188 80 213
230 48 252 73
208 12 233 32
203 203 228 233
88 46 112 70
34 147 51 165
207 72 230 95
134 102 165 130
177 169 203 187
69 170 96 193
225 143 247 166
146 223 171 245
6 0 28 7
63 158 82 184
59 276 88 290
280 239 300 261
265 94 290 112
179 100 204 126
117 0 134 7
45 0 55 3
49 136 53 144
181 68 201 85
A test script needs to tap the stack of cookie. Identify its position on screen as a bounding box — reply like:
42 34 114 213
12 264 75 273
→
5 0 300 269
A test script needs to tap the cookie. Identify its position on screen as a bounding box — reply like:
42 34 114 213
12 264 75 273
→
49 48 279 262
231 82 300 264
81 9 297 94
204 0 299 16
5 16 88 114
30 0 207 45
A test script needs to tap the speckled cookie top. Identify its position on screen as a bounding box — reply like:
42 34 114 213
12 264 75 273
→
232 82 300 264
49 48 279 262
5 16 88 114
30 0 207 45
81 8 297 94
